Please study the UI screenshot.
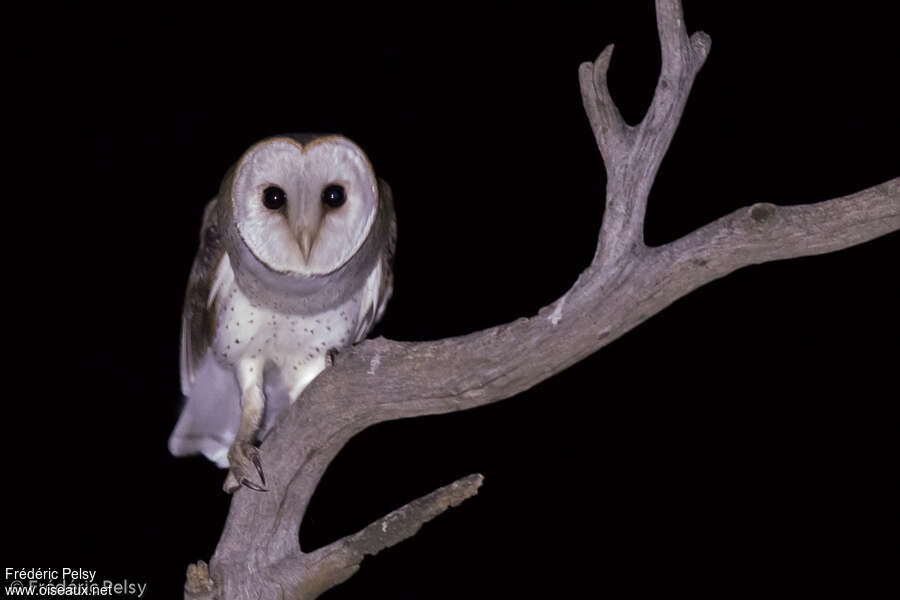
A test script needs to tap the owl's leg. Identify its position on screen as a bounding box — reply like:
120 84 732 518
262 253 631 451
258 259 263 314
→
223 360 268 493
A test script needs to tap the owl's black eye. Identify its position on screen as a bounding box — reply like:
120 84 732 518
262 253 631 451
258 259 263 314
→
321 184 346 209
262 186 286 210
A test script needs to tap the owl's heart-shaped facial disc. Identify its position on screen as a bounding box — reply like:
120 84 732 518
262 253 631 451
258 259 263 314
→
230 136 378 276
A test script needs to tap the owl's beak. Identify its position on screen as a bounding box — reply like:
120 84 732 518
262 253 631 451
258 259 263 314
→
297 228 319 262
290 201 324 263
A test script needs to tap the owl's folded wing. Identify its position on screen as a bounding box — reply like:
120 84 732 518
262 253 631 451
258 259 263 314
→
171 196 239 466
179 197 228 396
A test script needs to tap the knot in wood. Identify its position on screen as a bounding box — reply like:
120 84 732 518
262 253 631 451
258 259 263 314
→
749 203 777 223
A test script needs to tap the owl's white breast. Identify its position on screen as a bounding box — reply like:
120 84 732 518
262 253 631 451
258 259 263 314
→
212 266 364 401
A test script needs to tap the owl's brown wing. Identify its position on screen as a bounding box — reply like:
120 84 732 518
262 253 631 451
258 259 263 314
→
179 197 228 395
172 196 240 466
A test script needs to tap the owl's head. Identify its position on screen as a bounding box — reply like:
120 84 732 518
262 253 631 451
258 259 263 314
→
221 135 379 278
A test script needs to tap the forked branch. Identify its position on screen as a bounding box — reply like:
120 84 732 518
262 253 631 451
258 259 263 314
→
186 1 899 598
580 0 710 269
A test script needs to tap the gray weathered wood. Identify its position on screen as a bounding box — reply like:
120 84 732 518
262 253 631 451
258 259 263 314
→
184 1 899 597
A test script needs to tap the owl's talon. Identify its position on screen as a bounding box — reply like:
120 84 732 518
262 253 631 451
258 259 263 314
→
240 478 268 492
224 442 267 493
223 473 239 493
326 348 339 367
250 451 266 486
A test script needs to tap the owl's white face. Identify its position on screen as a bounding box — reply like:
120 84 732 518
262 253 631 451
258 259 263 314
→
230 136 378 276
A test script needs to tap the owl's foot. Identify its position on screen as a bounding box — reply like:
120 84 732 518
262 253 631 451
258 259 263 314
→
223 442 267 493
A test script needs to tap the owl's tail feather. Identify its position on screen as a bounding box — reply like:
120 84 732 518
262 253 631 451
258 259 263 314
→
168 355 240 468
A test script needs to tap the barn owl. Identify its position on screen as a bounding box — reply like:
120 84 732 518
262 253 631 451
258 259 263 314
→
168 134 396 492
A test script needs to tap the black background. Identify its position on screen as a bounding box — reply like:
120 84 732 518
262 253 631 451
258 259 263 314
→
6 1 898 597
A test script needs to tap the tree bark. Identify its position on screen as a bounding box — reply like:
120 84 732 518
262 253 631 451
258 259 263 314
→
184 1 899 597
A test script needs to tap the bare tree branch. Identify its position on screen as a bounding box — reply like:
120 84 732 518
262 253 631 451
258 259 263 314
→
297 474 484 597
580 0 711 270
186 475 483 600
184 1 899 598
